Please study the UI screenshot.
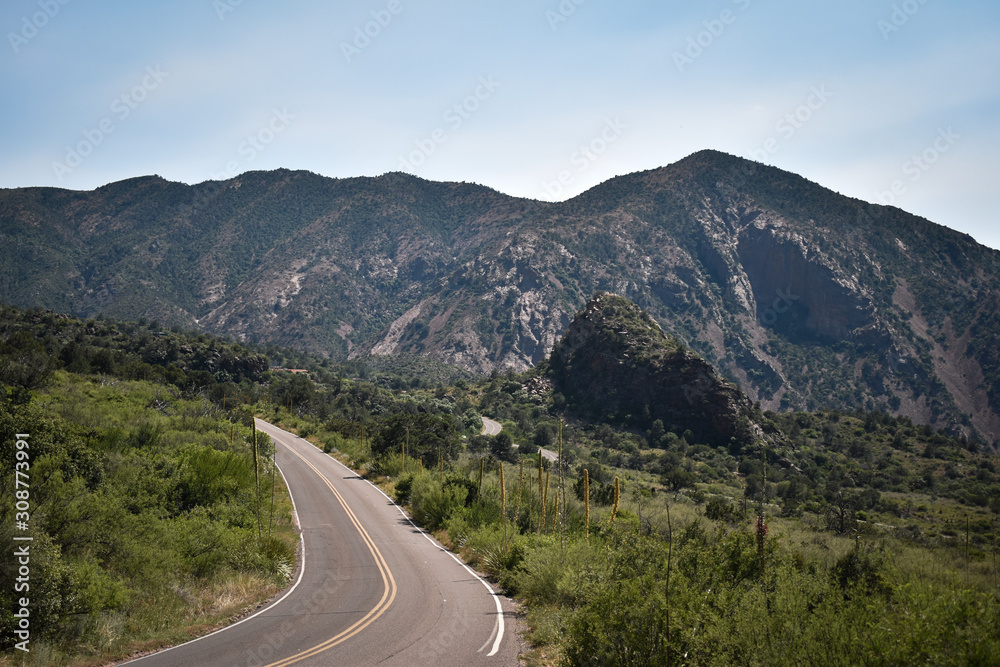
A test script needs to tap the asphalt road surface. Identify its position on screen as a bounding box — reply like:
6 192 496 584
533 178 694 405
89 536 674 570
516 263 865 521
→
121 419 521 667
480 416 503 436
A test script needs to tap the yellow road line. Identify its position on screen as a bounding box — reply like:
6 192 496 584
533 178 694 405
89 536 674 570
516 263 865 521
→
264 434 397 667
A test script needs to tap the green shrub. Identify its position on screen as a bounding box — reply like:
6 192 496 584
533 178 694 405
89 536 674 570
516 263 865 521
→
394 474 414 504
409 474 468 529
705 495 736 522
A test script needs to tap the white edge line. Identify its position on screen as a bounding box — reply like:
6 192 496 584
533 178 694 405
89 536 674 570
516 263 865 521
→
289 425 507 658
122 434 306 664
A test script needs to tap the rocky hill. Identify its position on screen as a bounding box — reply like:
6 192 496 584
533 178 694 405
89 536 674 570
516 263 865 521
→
2 151 999 448
548 292 757 449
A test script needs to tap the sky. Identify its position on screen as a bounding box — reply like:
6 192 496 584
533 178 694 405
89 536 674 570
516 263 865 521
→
2 0 998 249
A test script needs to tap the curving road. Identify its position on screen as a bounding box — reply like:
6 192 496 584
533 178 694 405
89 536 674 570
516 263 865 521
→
121 419 521 666
480 416 503 436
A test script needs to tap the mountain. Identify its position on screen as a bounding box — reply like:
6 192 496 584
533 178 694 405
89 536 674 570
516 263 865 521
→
547 292 759 449
2 151 999 448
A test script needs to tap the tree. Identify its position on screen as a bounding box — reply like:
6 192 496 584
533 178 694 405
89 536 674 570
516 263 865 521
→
0 331 55 389
274 373 315 412
534 424 555 449
372 412 460 462
491 432 518 464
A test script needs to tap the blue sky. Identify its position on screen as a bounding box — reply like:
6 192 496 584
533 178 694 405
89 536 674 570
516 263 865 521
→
2 0 998 249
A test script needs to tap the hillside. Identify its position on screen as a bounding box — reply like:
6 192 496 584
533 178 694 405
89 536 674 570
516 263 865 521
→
1 300 998 665
2 151 999 448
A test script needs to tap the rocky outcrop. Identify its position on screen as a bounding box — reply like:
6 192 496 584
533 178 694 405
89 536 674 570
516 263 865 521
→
548 293 755 448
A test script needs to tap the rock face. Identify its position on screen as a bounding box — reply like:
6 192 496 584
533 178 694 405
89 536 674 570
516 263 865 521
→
549 293 754 448
2 151 1000 448
737 223 875 343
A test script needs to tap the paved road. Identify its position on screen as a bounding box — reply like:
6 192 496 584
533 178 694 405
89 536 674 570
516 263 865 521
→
122 419 520 666
481 416 557 463
480 416 502 436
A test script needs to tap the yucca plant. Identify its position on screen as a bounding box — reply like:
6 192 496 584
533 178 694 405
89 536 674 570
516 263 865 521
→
558 420 566 548
514 459 524 530
500 460 507 546
537 451 544 534
543 469 550 533
610 476 620 525
402 426 408 473
253 421 261 539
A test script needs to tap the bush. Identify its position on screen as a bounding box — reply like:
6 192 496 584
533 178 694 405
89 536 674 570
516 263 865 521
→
409 474 468 529
323 431 347 454
705 495 737 522
831 541 893 599
394 474 414 504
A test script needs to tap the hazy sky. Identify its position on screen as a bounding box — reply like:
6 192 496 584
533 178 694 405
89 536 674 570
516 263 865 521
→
2 0 997 249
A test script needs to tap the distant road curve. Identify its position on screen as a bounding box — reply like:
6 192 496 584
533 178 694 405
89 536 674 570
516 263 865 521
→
120 419 519 666
480 416 503 436
481 416 558 463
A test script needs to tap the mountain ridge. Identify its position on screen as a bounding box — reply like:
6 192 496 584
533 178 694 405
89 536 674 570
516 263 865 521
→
2 150 998 448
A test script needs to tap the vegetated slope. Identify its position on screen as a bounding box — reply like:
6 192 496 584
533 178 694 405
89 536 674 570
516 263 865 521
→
0 319 299 662
548 292 758 449
2 151 999 448
0 303 481 663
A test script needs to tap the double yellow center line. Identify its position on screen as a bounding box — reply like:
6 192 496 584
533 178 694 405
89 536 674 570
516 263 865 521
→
265 434 397 666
